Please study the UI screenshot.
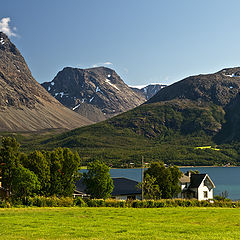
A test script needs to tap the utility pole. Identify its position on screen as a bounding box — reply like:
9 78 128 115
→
141 156 144 200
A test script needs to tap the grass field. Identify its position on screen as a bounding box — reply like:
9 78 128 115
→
0 207 240 239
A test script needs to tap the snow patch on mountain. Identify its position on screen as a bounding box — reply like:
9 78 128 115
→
72 104 80 111
0 38 5 45
105 79 119 91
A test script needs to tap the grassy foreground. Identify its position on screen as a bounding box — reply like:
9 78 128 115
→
0 207 240 239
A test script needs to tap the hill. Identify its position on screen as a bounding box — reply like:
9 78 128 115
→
0 32 92 131
41 67 145 122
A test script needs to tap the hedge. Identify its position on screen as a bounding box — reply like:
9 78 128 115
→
0 197 240 208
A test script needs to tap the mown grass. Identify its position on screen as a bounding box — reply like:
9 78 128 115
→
0 207 240 239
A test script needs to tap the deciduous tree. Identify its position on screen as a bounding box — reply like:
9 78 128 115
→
0 137 21 196
12 166 40 199
83 160 113 199
144 162 182 199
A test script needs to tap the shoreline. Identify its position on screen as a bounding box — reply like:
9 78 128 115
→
110 165 240 170
177 165 239 168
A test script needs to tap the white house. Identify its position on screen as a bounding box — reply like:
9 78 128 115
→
178 172 215 201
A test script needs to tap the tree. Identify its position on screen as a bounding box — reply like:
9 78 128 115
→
48 148 81 196
139 173 161 199
0 137 21 196
61 148 81 196
169 165 182 197
22 151 50 196
144 162 182 199
12 166 40 199
83 160 113 199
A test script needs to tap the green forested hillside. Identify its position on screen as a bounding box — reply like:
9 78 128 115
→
9 67 240 167
11 100 239 167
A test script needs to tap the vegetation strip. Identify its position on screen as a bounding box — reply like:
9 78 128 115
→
1 197 239 208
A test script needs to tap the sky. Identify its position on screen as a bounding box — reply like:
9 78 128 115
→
2 0 240 87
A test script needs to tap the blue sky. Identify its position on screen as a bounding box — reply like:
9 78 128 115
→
2 0 240 86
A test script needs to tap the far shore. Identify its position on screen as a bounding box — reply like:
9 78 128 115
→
110 165 240 169
81 165 240 170
177 165 239 168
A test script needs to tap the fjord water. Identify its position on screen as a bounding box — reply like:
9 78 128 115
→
108 167 240 200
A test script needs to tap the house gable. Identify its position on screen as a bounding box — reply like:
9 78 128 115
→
178 173 215 201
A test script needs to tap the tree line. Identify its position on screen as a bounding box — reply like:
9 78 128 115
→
0 137 81 199
0 137 184 201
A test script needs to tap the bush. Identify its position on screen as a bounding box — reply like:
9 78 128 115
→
74 197 87 207
58 197 74 207
105 199 126 208
86 199 106 207
0 200 11 208
154 200 166 208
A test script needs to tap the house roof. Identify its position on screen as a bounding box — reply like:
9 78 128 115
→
188 174 206 188
188 173 216 188
111 178 141 196
75 178 87 193
179 175 190 183
75 177 141 196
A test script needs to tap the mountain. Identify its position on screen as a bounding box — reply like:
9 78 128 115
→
130 84 167 100
0 32 92 132
25 67 240 167
148 68 240 106
41 67 145 122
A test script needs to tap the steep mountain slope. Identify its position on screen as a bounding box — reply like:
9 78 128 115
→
0 32 92 132
27 67 240 166
41 67 145 122
130 84 167 100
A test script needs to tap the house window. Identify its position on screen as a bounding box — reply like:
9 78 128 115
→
204 191 208 198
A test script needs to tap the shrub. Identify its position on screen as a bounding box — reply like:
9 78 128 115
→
105 199 126 208
58 197 74 207
0 200 11 208
74 197 87 207
154 200 166 208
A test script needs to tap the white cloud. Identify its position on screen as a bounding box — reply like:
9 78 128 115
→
0 17 17 37
92 61 113 68
103 62 113 66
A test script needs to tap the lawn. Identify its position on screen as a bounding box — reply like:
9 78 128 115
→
0 207 240 239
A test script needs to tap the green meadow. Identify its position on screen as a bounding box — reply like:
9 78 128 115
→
0 207 240 239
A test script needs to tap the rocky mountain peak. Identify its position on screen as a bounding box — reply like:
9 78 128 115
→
0 32 20 56
217 67 240 77
130 84 167 100
42 66 146 122
148 67 240 107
